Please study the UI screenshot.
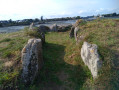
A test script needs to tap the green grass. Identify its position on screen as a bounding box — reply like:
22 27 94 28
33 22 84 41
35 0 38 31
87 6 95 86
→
0 19 119 89
0 38 11 43
77 18 119 89
0 30 30 88
24 27 41 38
27 32 92 90
0 27 44 89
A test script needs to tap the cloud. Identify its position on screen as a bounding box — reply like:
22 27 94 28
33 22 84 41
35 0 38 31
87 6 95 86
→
78 10 85 14
76 8 119 17
0 0 118 20
95 8 119 14
0 0 60 18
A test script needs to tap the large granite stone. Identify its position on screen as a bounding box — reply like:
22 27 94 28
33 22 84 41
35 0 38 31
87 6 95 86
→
74 26 80 42
81 42 102 78
69 26 75 38
69 19 83 40
21 39 43 85
38 25 50 33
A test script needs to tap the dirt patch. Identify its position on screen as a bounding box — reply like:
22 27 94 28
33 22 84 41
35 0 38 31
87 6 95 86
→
4 61 14 67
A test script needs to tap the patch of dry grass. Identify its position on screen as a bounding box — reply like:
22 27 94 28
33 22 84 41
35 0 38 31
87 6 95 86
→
0 30 30 88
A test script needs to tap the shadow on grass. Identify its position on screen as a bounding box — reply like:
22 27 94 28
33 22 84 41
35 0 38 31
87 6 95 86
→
109 50 119 89
25 42 91 90
94 46 119 90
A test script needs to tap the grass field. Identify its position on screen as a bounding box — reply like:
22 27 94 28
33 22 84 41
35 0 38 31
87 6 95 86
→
77 19 119 89
28 32 92 90
0 19 119 90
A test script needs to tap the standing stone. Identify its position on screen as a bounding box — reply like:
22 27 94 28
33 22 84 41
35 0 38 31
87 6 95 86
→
37 25 49 43
33 25 47 44
38 25 50 33
40 32 45 44
69 26 75 38
81 42 102 78
73 19 83 42
29 23 35 30
69 19 83 40
51 24 58 32
21 39 43 85
74 26 80 42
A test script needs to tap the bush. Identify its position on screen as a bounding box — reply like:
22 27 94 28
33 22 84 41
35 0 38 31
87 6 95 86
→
24 27 42 38
24 27 45 43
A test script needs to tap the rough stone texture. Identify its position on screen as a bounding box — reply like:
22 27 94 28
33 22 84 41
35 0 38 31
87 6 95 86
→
69 19 83 39
21 39 43 85
69 26 75 38
74 19 83 27
81 42 102 78
29 23 35 30
38 25 50 33
74 26 80 42
50 24 58 32
73 19 84 42
40 33 45 44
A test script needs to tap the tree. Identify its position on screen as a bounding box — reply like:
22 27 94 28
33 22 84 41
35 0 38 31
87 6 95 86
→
9 19 12 23
112 13 117 16
41 16 43 21
34 18 39 22
76 16 80 19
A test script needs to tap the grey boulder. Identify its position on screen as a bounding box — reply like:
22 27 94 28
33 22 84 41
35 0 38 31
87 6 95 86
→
69 26 75 38
81 42 102 78
38 25 50 33
21 39 43 85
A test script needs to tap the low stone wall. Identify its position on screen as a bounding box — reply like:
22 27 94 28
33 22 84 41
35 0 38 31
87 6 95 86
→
21 39 43 85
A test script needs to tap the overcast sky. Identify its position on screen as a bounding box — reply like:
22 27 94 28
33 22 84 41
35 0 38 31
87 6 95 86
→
0 0 119 20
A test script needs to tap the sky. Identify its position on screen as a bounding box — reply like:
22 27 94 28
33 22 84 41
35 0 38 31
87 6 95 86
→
0 0 119 20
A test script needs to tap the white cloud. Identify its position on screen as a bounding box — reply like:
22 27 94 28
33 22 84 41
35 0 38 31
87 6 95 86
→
0 0 61 20
78 10 87 14
95 8 119 14
0 0 118 20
